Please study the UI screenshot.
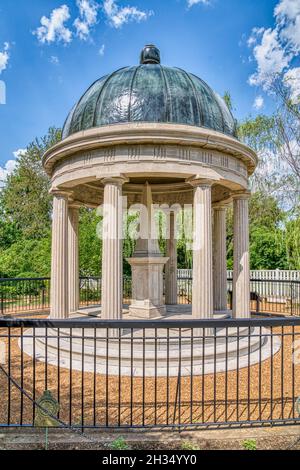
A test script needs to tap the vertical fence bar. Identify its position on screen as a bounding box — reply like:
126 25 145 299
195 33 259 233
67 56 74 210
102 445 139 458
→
69 327 73 426
166 328 170 426
32 327 36 425
202 327 205 424
142 328 146 427
213 327 217 423
93 327 97 427
248 325 251 422
154 327 158 426
225 326 228 423
81 327 85 430
281 325 284 420
20 326 24 425
190 328 194 425
7 326 11 425
236 326 240 422
258 326 262 422
118 327 121 427
270 326 274 422
292 325 295 419
130 328 134 427
105 327 109 428
57 328 60 419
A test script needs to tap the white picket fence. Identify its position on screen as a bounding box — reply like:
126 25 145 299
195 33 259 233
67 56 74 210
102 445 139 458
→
177 269 300 301
178 269 300 281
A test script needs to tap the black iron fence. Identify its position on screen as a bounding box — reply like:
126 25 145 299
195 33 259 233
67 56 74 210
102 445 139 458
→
0 317 300 430
0 278 51 316
0 276 300 317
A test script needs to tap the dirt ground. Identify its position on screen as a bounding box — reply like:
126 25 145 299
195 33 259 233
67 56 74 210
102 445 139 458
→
1 426 300 450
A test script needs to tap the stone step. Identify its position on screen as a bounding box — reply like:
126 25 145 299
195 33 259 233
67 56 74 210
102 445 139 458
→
32 326 265 365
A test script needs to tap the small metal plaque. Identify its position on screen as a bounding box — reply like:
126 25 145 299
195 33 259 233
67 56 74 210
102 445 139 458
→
34 390 60 428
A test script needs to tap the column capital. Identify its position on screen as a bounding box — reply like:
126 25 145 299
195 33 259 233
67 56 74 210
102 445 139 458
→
186 177 214 188
231 190 251 201
102 175 129 187
50 188 73 199
212 202 228 211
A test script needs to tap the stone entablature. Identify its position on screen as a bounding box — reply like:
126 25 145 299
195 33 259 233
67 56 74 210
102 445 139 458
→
43 123 257 177
52 143 248 181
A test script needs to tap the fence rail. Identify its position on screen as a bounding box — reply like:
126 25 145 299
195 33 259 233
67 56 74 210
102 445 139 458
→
1 276 300 317
178 269 300 282
0 317 299 430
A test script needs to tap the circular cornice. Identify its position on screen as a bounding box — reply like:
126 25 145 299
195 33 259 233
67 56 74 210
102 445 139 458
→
43 122 258 177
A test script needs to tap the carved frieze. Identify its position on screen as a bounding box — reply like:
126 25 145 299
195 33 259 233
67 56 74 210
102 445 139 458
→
53 143 248 180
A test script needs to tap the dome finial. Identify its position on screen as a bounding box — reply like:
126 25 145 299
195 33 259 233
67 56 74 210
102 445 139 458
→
140 44 160 64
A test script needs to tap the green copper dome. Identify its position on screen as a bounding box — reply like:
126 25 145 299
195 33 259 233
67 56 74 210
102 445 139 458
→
62 45 237 139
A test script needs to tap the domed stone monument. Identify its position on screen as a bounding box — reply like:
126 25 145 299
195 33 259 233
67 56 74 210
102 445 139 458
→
43 45 257 324
17 45 284 378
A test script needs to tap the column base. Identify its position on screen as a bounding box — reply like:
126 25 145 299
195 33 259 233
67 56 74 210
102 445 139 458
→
129 302 166 319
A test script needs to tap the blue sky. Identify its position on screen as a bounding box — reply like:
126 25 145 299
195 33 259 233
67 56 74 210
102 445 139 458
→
0 0 299 177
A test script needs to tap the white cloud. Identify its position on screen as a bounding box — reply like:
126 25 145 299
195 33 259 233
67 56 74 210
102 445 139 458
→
253 95 264 110
103 0 153 29
187 0 210 7
284 67 300 103
13 149 26 159
0 42 10 75
0 149 25 187
0 159 18 187
247 27 265 47
275 0 300 22
248 0 300 92
74 0 99 40
34 5 72 44
248 27 290 88
99 44 105 56
275 0 300 54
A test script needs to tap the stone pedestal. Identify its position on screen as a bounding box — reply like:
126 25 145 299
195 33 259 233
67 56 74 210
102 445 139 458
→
128 182 168 318
233 192 250 318
127 257 169 318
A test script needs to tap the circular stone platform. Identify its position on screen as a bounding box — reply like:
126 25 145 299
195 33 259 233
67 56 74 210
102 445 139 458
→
20 307 281 377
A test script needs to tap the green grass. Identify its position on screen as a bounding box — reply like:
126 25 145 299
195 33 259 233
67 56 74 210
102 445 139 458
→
110 437 130 450
180 441 200 451
242 439 257 450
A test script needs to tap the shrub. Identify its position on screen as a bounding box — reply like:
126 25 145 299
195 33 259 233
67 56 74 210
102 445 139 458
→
242 439 257 450
110 437 130 450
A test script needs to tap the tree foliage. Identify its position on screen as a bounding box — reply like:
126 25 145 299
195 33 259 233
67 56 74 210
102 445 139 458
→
1 127 61 240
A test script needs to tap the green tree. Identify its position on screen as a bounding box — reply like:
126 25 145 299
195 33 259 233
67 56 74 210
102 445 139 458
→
226 191 287 270
1 127 61 240
79 208 102 277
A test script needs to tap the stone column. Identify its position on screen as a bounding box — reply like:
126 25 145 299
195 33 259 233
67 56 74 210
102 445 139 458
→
101 177 127 320
68 203 80 314
232 191 251 318
165 211 178 305
190 179 214 319
213 204 228 312
50 191 69 319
